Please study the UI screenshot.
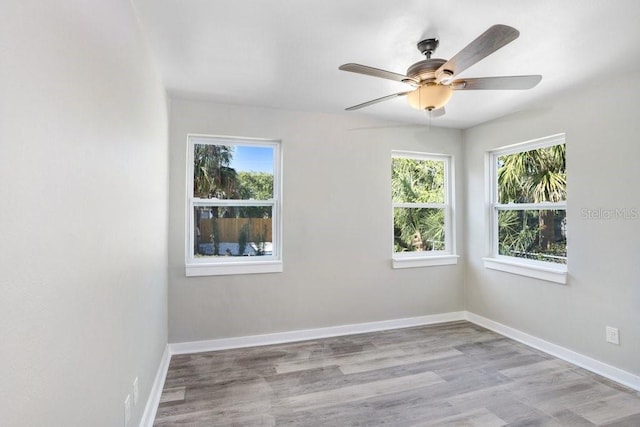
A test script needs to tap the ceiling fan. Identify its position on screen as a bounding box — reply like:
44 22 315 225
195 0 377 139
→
338 25 541 116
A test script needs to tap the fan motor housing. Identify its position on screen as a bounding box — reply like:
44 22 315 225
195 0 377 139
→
406 58 447 83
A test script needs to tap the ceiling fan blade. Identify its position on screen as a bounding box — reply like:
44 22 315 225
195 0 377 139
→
452 75 542 90
345 91 412 111
435 25 520 81
339 63 418 85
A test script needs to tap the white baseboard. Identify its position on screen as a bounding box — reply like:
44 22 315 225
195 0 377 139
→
465 311 640 391
169 312 466 355
140 345 171 427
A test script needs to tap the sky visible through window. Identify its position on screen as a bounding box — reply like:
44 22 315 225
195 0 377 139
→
230 146 274 173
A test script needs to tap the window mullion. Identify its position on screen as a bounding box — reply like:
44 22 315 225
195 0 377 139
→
495 202 566 211
192 198 276 207
393 202 446 209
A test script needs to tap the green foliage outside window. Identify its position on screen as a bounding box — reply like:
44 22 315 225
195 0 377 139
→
193 144 237 199
193 144 274 218
392 157 446 253
497 144 567 263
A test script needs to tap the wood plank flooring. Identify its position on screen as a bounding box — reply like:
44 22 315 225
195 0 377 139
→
154 321 640 426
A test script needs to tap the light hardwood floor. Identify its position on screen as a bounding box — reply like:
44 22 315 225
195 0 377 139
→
154 321 640 426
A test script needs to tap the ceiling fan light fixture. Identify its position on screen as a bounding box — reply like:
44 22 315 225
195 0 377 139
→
407 83 453 111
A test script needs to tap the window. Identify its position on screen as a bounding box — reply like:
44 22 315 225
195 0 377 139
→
186 135 282 276
391 151 457 268
484 134 567 283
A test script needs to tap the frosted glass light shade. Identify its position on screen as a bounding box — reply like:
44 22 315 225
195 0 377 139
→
407 83 453 111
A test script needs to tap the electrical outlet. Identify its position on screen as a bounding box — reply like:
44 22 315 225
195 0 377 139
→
124 394 131 427
606 326 620 345
133 377 139 406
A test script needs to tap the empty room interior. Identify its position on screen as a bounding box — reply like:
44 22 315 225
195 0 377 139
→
3 1 640 426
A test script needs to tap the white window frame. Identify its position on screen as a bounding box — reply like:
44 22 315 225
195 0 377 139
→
483 134 567 284
391 151 458 269
185 134 282 277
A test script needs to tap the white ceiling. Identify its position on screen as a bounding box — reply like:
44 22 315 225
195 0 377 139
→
132 0 640 129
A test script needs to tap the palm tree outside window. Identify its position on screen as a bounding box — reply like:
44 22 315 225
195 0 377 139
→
490 134 567 265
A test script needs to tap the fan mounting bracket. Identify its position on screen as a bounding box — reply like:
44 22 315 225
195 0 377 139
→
417 38 439 58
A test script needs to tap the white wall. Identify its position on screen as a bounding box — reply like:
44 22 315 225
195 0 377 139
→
168 98 465 342
463 71 640 377
0 1 168 426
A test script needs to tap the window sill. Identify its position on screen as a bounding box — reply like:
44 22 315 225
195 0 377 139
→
186 260 283 277
392 254 459 269
482 257 567 284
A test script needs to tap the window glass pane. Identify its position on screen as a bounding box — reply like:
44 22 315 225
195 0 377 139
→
193 144 274 200
498 209 567 264
497 144 566 204
393 207 445 252
193 206 273 257
392 158 445 203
